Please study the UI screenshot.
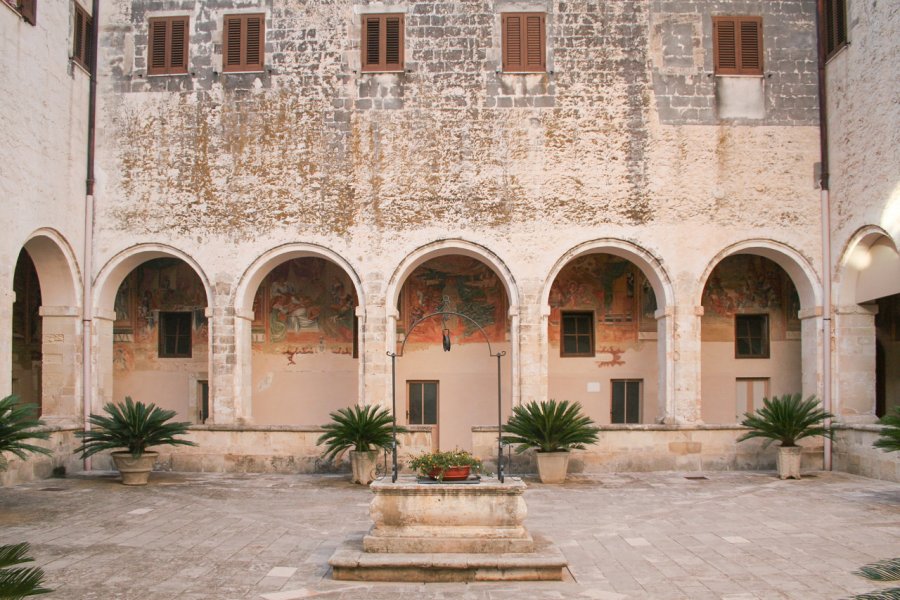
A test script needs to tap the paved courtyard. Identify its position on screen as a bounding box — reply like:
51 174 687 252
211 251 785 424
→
1 469 898 599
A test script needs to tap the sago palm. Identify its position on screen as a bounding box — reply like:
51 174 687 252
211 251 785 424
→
874 407 900 453
74 396 197 459
0 542 50 598
737 393 834 447
317 405 405 462
502 399 600 453
0 395 51 471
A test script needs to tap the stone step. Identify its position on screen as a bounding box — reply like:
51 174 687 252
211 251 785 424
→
329 539 568 582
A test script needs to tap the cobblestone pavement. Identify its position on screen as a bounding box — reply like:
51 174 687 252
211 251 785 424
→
1 470 898 599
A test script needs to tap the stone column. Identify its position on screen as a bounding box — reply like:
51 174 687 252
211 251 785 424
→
508 305 521 407
38 305 81 419
379 303 396 411
798 306 826 405
0 288 13 398
92 310 115 413
662 304 702 424
832 304 878 423
223 305 247 425
521 302 549 406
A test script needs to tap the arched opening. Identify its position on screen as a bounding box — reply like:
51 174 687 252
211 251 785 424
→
108 257 210 422
11 250 42 411
836 228 900 421
248 257 359 425
394 255 512 451
700 255 803 423
546 253 660 425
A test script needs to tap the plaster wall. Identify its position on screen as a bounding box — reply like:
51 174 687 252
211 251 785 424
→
833 425 900 484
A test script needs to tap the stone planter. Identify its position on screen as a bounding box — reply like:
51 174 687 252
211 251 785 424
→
112 451 158 486
777 445 802 479
535 451 570 483
351 450 378 485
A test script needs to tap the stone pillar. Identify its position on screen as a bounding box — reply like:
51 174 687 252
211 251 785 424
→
0 288 13 398
662 305 702 424
508 305 520 407
833 304 878 423
92 310 115 413
224 305 247 425
38 305 81 419
355 304 367 406
798 306 826 406
380 304 397 411
523 303 550 406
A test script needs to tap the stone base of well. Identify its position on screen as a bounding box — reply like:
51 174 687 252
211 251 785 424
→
328 476 567 581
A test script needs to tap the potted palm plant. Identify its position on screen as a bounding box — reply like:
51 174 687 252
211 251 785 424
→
318 405 404 485
874 406 900 452
74 397 197 485
408 449 483 481
0 395 52 472
737 393 834 479
502 399 600 483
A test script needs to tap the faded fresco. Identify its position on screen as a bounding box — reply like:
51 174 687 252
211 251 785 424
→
112 258 209 370
548 254 658 347
701 255 801 341
251 258 357 357
398 256 508 346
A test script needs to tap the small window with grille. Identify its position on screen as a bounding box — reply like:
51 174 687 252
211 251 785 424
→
735 314 769 358
158 312 192 358
561 311 594 357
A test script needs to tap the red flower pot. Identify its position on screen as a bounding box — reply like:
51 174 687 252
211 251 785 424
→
428 466 471 481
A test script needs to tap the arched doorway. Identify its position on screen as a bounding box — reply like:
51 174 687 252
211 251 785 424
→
393 254 512 451
247 256 359 425
545 253 660 425
11 250 41 410
700 254 803 423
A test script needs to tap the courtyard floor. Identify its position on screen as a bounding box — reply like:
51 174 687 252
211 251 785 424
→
0 469 898 599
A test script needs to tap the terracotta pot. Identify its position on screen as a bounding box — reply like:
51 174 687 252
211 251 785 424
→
428 466 471 481
350 450 378 485
777 445 802 480
535 451 570 484
111 451 158 486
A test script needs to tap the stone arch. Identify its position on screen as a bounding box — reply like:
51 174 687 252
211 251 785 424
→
836 225 900 307
386 239 519 312
540 239 673 309
696 239 822 423
92 244 213 417
233 243 365 425
21 228 81 308
540 239 675 424
94 244 213 316
695 240 821 311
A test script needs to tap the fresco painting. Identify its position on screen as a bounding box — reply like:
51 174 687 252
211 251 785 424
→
399 256 508 345
251 258 356 355
701 255 801 341
112 258 209 369
548 254 657 346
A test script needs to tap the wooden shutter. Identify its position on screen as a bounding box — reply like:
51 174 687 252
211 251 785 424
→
72 5 92 70
362 14 404 72
224 14 265 72
19 0 36 25
713 16 762 76
503 13 545 72
148 17 189 75
826 0 847 56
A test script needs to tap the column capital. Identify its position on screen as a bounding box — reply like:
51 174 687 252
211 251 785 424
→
234 307 254 321
798 306 824 320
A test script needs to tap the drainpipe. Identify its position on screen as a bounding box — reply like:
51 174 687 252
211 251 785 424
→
815 0 832 470
82 0 100 471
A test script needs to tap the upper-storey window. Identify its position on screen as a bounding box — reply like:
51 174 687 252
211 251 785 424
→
712 16 763 76
4 0 36 25
735 314 769 358
361 14 404 72
825 0 848 57
148 16 189 75
223 13 264 73
502 12 546 73
72 3 92 72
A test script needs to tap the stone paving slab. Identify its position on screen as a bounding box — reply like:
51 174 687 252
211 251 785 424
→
0 470 898 599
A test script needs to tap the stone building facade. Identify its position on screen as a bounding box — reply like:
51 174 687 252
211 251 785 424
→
2 0 897 483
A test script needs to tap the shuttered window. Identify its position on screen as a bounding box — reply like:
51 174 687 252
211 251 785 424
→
502 12 546 73
18 0 36 25
148 16 189 75
223 13 265 73
159 312 192 358
713 16 763 76
361 14 404 72
72 4 92 71
735 314 769 358
825 0 847 57
561 311 594 357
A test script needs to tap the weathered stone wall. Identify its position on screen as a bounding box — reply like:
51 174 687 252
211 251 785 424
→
833 425 900 484
0 428 83 487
